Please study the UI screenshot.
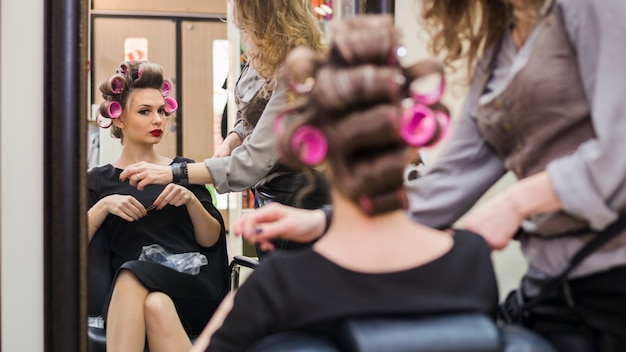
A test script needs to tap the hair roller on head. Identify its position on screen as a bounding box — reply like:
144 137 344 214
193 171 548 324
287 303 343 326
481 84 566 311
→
160 80 171 97
95 113 113 128
108 75 125 94
358 195 374 215
163 96 178 113
399 103 439 147
285 46 319 95
404 60 446 106
118 62 129 75
103 101 122 119
291 125 327 165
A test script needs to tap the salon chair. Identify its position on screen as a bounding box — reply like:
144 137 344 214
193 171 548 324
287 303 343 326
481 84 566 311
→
87 226 230 352
248 313 556 352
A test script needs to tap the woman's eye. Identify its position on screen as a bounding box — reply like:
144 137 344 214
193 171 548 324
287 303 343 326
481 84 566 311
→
158 108 166 115
139 109 149 115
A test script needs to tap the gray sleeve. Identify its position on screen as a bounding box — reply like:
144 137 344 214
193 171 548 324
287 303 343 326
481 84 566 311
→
204 74 287 193
228 114 245 141
546 0 626 230
407 66 507 228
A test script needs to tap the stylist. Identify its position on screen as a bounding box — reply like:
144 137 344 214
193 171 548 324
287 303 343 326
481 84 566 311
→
120 0 330 258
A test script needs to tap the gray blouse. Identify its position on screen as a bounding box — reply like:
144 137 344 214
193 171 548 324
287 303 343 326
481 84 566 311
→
204 66 288 193
407 0 626 278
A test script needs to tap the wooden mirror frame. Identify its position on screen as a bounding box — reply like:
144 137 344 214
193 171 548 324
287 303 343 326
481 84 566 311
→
44 0 88 350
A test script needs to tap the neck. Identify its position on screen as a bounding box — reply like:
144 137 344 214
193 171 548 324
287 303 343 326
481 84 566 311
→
114 144 164 168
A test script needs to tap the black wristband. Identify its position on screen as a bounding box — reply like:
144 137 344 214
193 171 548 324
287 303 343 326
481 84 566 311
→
171 162 189 185
320 204 333 234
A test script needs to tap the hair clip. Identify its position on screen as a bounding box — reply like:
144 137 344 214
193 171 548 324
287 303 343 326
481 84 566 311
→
109 76 124 94
164 96 178 113
95 113 113 128
161 81 171 97
291 125 327 165
106 101 123 118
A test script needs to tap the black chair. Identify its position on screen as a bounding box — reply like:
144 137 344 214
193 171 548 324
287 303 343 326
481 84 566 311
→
248 313 557 352
87 225 230 352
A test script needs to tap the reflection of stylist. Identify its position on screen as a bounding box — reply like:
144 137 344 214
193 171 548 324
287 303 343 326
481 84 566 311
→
120 0 329 258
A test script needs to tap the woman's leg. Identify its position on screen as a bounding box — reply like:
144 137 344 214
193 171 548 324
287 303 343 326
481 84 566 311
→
144 292 192 352
106 269 149 352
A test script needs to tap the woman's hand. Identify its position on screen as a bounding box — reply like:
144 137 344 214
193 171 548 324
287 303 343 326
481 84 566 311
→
462 192 525 250
235 203 326 251
463 172 562 250
119 161 172 190
213 132 243 158
152 183 195 210
102 194 148 222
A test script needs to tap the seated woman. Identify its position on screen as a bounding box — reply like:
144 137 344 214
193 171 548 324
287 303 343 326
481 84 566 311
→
87 61 228 352
191 15 499 352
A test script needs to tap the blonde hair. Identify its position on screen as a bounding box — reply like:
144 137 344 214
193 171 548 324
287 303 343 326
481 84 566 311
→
420 0 543 76
233 0 325 83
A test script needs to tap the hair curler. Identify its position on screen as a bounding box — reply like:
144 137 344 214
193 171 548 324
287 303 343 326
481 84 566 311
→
109 75 124 94
95 113 113 128
410 75 445 106
164 96 178 113
291 125 327 165
161 80 171 97
399 104 438 147
106 101 123 118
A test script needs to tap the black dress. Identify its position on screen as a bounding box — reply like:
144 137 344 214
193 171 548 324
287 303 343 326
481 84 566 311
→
207 230 499 351
88 156 228 335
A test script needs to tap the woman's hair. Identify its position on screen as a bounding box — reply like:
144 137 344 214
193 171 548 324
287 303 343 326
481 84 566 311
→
98 61 173 140
420 0 544 75
232 0 325 82
276 15 449 216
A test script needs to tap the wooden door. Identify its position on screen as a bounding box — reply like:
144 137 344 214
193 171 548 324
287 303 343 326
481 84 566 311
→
181 20 228 162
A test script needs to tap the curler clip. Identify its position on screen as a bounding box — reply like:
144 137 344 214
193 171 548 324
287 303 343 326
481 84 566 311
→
291 126 327 165
164 96 178 113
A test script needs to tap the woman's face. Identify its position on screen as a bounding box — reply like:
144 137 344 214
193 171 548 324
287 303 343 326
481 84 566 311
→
114 88 167 145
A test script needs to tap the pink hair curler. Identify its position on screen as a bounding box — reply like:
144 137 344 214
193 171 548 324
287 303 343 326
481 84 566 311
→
291 125 327 165
288 77 316 95
410 75 445 106
109 76 124 94
95 113 113 128
400 104 437 147
358 195 374 215
164 96 178 113
161 80 171 97
137 66 143 79
107 101 123 118
119 63 129 75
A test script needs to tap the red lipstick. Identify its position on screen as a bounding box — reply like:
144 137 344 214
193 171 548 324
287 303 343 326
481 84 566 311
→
150 129 163 137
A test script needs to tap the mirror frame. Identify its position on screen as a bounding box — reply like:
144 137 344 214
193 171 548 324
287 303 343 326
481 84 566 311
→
44 0 88 350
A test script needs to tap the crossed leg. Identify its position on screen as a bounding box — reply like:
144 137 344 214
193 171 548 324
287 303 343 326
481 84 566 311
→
106 269 192 352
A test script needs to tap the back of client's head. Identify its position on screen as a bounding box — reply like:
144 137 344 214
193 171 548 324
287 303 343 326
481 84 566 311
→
276 15 449 216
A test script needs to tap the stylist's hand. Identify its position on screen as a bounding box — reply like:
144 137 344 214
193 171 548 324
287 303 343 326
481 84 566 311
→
235 203 326 252
119 161 171 191
152 183 195 210
213 132 242 157
101 194 148 222
463 192 525 250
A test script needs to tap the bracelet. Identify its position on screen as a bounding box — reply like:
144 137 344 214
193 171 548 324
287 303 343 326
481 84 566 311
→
320 204 333 234
171 162 189 185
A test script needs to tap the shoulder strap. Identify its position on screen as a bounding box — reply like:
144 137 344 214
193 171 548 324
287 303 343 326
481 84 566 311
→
525 214 626 308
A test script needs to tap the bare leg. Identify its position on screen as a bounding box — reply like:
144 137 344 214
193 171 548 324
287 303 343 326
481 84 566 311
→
106 269 149 352
144 292 192 352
